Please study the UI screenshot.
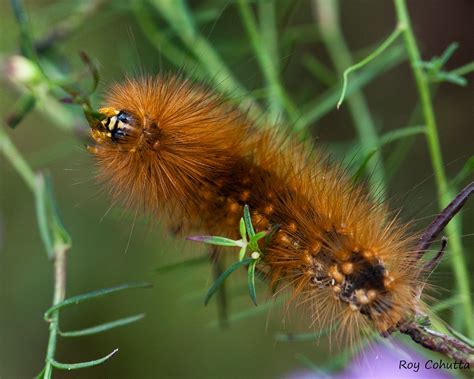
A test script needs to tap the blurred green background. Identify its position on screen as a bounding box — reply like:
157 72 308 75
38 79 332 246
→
1 0 473 378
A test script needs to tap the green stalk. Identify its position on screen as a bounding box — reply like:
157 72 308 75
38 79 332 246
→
0 125 69 378
238 0 299 124
313 0 386 198
394 0 473 338
44 245 67 378
0 125 36 190
150 0 262 119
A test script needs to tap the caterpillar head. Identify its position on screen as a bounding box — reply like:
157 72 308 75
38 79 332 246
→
89 107 137 146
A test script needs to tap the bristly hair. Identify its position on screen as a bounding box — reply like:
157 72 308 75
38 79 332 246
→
88 74 430 348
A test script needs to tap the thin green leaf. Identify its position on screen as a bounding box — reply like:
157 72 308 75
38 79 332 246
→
11 0 39 63
347 126 425 181
208 296 286 327
302 54 336 86
432 295 464 313
436 42 459 69
238 245 247 262
50 349 118 370
148 0 262 120
44 282 152 321
337 26 403 108
239 217 247 241
418 43 467 86
186 235 242 247
432 71 467 86
205 258 252 305
252 231 268 243
322 336 373 373
34 366 46 379
247 259 258 306
352 148 377 183
79 51 100 95
274 325 336 342
34 173 72 259
451 61 474 77
44 172 71 249
238 0 299 123
155 255 208 273
294 354 326 375
248 230 267 256
450 156 474 189
34 173 54 258
59 314 145 337
0 123 36 190
5 94 36 129
243 205 255 238
445 325 474 348
297 44 405 131
378 126 426 146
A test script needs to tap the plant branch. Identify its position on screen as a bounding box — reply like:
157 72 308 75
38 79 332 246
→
312 0 386 198
44 244 68 378
393 0 473 338
399 321 474 365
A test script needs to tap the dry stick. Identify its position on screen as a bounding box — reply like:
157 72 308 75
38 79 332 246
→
387 182 474 366
423 236 447 273
415 181 474 259
399 322 474 366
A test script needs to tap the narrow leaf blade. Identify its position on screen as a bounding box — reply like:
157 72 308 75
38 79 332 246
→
50 349 118 370
5 94 36 129
187 235 241 247
44 282 152 320
205 258 252 305
243 205 255 238
59 314 145 337
239 217 246 241
155 255 208 273
247 259 258 306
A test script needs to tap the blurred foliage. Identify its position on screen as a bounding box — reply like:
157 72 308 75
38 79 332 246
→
0 0 473 378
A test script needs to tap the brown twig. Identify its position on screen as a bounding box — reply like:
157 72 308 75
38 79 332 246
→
415 182 474 259
399 320 474 366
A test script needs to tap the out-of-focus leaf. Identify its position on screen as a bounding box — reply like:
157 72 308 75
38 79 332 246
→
50 349 118 370
247 259 258 306
59 314 145 337
205 258 252 305
44 282 152 321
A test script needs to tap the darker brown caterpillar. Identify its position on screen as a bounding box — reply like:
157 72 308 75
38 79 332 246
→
87 75 473 352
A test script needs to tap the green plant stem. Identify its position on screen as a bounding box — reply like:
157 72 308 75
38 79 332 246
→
337 26 403 109
313 0 386 198
393 0 473 338
0 125 36 190
149 0 262 120
0 124 69 378
237 0 299 124
44 245 67 378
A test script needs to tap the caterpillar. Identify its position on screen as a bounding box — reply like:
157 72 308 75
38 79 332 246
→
86 75 473 360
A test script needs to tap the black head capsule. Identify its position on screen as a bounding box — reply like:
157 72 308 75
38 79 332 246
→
102 110 134 141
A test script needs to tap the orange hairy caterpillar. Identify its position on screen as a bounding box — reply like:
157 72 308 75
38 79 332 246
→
86 75 473 363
